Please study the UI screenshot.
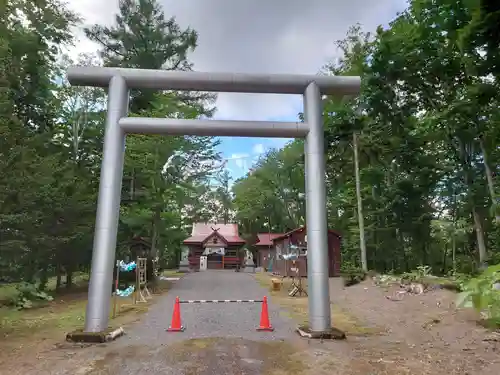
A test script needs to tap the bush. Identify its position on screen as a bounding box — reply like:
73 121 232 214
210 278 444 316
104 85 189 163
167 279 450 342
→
401 265 432 284
456 264 500 321
9 282 54 309
341 265 367 287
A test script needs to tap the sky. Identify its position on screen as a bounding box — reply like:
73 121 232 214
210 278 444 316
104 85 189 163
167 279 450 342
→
66 0 408 181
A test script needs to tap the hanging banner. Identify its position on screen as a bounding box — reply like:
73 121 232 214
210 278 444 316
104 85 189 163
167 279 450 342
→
118 260 137 272
203 247 225 256
116 285 135 297
282 253 298 260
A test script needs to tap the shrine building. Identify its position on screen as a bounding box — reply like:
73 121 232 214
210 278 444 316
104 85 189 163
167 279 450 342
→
183 223 246 270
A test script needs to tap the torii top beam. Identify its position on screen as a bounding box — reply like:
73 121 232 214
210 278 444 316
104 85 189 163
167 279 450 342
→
66 66 361 96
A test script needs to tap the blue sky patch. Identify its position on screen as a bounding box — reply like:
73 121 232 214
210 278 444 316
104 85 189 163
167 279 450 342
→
214 106 302 181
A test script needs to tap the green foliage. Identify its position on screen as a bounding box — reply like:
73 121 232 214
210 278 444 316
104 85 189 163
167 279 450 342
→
232 1 500 278
84 0 215 115
9 282 54 310
456 264 500 321
340 263 367 287
232 142 306 234
401 265 434 284
0 0 225 290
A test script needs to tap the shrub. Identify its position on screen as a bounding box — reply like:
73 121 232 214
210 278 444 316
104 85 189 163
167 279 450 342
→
341 265 367 287
9 282 54 309
456 264 500 321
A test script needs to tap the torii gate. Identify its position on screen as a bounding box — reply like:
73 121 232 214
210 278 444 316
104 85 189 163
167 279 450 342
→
66 66 360 334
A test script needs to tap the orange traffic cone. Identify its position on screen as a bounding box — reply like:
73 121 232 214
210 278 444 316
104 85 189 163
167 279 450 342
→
256 296 274 331
167 296 185 332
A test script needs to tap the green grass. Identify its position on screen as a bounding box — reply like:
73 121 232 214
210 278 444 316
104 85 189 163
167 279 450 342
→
0 299 87 338
0 272 90 305
161 269 184 277
0 293 144 339
0 278 172 340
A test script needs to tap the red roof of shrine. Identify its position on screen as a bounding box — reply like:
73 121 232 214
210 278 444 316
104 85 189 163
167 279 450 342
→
271 226 341 242
255 233 285 246
183 223 246 244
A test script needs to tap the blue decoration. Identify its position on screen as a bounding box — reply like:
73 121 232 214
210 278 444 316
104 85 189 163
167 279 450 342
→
119 260 136 272
116 285 135 297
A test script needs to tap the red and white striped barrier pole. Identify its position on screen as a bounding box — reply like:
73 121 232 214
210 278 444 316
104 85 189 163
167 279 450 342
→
166 296 274 332
179 299 263 304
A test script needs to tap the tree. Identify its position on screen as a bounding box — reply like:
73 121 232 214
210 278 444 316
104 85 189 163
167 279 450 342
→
232 143 305 235
83 0 225 268
232 1 500 275
213 170 234 224
322 24 373 272
84 0 215 115
0 0 90 287
7 0 80 132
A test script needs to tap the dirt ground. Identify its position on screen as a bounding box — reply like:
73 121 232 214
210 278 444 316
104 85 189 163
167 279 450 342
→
2 274 500 375
251 274 500 375
316 277 500 375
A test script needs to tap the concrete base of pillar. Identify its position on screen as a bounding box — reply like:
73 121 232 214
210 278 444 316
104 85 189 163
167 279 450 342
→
296 325 346 340
66 327 125 343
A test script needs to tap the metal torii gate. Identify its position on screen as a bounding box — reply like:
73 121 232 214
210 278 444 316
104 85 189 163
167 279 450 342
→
66 66 360 334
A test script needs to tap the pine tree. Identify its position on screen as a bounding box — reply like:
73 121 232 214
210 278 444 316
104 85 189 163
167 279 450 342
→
85 0 215 114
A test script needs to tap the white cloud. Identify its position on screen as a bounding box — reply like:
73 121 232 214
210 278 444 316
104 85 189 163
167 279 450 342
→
229 153 250 160
65 0 407 121
252 143 265 155
229 153 250 169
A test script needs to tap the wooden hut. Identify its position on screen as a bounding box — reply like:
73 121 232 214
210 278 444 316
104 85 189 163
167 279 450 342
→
272 226 341 277
254 233 284 269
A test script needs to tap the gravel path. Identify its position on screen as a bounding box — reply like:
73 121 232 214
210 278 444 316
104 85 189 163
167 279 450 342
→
81 271 301 375
116 270 294 346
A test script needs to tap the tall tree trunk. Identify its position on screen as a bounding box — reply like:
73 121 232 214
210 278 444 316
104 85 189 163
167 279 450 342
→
479 137 499 224
56 263 62 290
371 185 379 270
457 138 488 267
150 208 161 259
472 207 488 268
452 232 456 275
353 132 367 272
38 265 49 291
66 267 73 288
451 190 457 275
150 145 161 260
23 260 37 283
441 244 448 274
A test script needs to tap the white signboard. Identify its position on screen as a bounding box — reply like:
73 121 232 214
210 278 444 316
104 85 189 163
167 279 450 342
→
200 256 207 271
202 247 225 256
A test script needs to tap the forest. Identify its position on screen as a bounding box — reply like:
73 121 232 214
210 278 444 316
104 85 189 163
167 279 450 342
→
233 2 500 277
0 0 499 308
